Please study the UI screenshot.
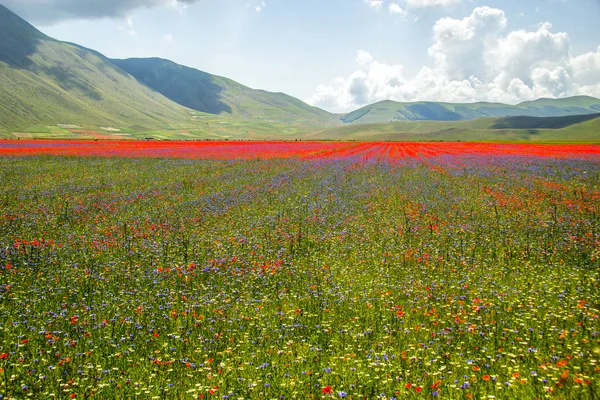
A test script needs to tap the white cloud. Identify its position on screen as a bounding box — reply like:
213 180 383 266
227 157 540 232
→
162 33 174 42
356 50 374 66
1 0 200 25
388 3 408 17
570 46 600 86
248 1 266 12
119 15 138 36
364 0 384 9
366 0 461 16
309 6 600 112
428 6 507 81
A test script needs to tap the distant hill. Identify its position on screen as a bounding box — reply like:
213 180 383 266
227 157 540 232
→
310 113 600 142
111 57 336 124
341 97 600 125
0 4 199 132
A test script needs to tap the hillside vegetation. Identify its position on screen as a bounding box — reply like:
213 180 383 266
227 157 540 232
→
310 113 600 142
0 4 337 136
111 58 336 125
342 98 600 125
0 5 201 132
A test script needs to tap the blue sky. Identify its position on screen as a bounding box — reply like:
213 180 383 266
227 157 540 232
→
2 0 599 112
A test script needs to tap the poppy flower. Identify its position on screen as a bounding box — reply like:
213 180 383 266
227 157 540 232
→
322 386 333 394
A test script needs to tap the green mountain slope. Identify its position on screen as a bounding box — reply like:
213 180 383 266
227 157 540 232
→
342 97 600 125
111 57 336 124
310 114 600 142
0 4 203 132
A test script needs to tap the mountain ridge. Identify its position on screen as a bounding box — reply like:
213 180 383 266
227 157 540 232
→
0 3 336 133
110 57 336 124
0 3 201 131
341 96 600 124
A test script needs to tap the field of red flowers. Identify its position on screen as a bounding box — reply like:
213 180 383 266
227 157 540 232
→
1 140 599 160
0 141 598 399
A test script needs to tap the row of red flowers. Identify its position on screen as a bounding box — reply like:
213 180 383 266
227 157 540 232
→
1 140 598 159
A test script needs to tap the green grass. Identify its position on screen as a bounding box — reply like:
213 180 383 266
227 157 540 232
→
6 112 600 142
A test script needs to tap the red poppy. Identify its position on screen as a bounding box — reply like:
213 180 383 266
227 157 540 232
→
0 353 8 359
322 386 333 394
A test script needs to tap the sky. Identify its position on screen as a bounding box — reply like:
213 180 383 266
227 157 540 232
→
1 0 600 112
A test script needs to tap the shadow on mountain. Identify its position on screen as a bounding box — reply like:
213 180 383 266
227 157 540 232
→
490 113 600 130
44 66 103 101
112 58 232 115
0 6 104 101
0 5 44 68
407 103 463 121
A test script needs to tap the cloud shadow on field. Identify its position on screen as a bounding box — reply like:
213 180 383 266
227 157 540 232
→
0 5 42 68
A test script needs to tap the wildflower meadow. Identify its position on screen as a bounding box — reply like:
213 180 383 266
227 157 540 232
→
0 141 598 399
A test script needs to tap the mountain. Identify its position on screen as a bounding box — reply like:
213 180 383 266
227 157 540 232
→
341 97 600 125
0 4 203 132
309 113 600 142
0 4 335 135
111 57 336 124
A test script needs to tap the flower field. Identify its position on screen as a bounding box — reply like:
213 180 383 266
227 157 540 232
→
0 141 599 399
1 140 600 160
